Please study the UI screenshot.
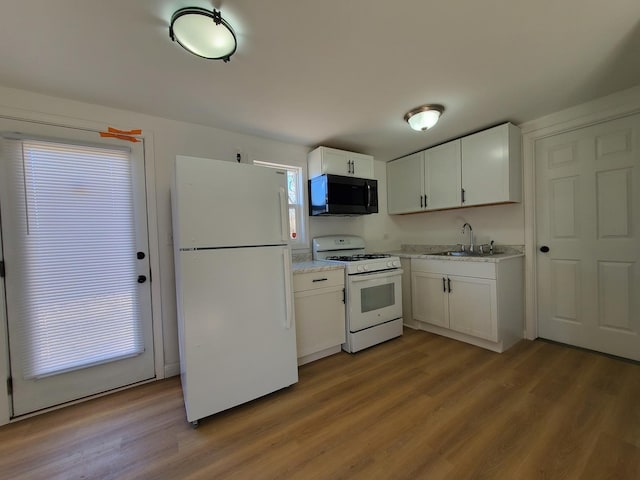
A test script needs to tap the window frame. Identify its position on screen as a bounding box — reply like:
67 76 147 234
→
253 160 307 248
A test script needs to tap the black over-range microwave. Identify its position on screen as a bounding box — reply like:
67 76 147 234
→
308 174 378 216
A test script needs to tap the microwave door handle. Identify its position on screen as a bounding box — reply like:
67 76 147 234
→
366 182 371 209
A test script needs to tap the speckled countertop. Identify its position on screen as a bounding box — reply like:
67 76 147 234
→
388 244 524 263
292 261 344 274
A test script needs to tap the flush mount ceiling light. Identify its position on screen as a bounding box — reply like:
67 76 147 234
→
169 7 237 62
404 104 445 131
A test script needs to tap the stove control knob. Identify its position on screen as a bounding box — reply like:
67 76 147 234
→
387 261 394 268
393 260 401 267
363 264 369 271
357 265 365 272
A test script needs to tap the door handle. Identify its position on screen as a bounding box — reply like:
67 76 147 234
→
278 187 289 242
540 246 550 253
283 250 293 329
137 275 147 283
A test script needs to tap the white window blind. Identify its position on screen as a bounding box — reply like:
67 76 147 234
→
12 139 144 379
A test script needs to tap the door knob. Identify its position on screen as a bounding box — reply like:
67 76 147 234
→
540 246 550 253
137 275 147 283
137 251 146 259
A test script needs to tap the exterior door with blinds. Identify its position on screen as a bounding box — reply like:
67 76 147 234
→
0 119 155 416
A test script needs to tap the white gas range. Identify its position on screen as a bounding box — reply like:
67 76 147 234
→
312 235 403 353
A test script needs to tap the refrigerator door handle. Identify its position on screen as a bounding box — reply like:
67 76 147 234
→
279 187 289 243
283 249 293 329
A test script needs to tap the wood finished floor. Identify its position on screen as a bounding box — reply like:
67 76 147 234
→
0 328 638 480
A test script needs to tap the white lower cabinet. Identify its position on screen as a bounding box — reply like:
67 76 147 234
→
411 257 523 352
293 269 345 365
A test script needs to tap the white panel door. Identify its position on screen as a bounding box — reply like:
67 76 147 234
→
174 156 288 249
425 139 462 210
536 113 640 360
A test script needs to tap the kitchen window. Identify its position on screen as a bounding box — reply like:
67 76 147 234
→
253 161 306 247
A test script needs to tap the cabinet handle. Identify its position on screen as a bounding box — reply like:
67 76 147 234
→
442 277 446 292
424 194 428 208
420 195 423 208
461 188 466 203
342 287 346 304
447 278 452 293
312 278 328 282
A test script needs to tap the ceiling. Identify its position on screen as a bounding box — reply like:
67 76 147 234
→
1 0 640 161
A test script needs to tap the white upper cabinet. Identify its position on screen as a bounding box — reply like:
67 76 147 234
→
308 146 375 179
425 140 462 210
461 123 522 206
386 151 424 214
387 123 522 214
387 139 461 214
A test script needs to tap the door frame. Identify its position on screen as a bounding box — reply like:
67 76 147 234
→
0 109 164 425
522 85 640 340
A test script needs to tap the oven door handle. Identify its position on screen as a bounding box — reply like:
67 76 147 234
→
348 269 403 283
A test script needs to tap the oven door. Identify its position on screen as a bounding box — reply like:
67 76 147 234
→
347 269 403 332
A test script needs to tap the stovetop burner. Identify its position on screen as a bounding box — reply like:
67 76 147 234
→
325 253 392 262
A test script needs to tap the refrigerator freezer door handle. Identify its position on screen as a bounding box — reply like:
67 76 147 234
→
279 187 289 243
283 249 293 329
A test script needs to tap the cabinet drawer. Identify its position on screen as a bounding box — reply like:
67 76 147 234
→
412 258 496 279
294 269 344 292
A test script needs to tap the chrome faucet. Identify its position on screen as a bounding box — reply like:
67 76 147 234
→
462 223 474 253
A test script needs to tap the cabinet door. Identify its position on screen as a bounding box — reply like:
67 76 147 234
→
447 275 498 341
425 140 462 210
412 271 448 328
321 148 351 176
294 286 346 358
387 152 424 214
350 152 374 179
461 123 519 206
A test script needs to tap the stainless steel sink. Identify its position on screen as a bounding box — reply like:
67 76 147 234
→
430 251 497 257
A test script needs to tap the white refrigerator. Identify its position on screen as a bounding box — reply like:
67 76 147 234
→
172 155 298 425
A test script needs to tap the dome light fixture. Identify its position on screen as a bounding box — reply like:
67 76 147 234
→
404 104 445 131
169 7 237 62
